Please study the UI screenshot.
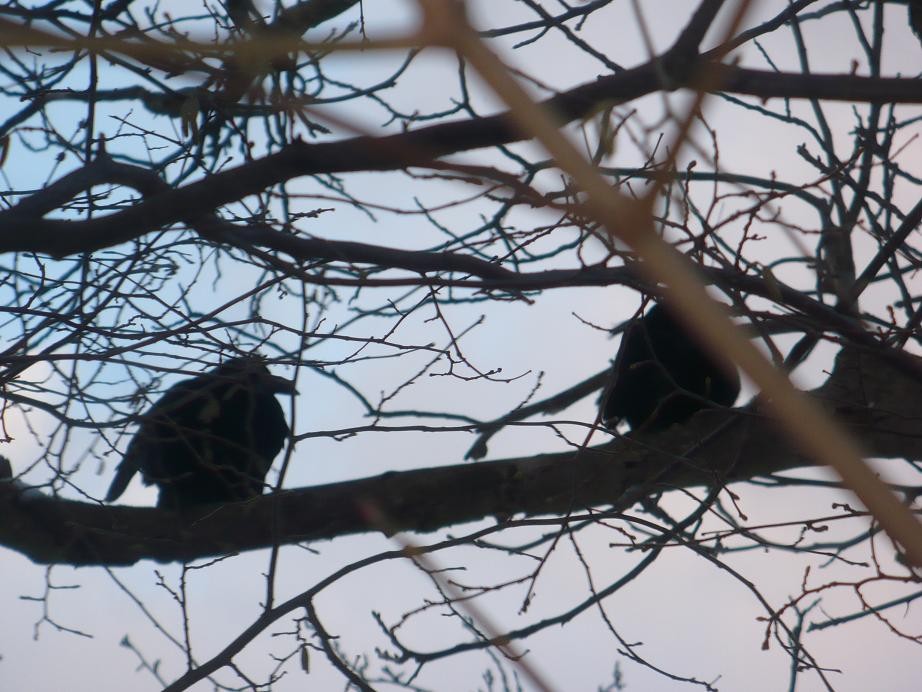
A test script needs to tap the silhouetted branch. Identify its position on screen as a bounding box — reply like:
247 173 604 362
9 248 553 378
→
3 348 920 566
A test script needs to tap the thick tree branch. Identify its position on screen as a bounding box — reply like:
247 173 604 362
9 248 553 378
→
1 62 919 259
2 348 920 566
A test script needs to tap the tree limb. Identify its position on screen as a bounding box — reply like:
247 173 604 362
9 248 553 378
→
3 348 920 566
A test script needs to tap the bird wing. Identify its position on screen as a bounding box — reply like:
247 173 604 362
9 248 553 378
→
105 376 203 502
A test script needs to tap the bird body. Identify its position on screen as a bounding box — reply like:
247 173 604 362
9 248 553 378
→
106 357 295 509
603 305 739 431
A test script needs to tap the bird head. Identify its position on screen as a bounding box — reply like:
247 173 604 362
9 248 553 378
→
215 356 298 395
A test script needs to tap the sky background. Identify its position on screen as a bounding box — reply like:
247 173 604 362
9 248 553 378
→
2 1 922 690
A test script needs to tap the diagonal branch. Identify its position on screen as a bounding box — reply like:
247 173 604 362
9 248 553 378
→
1 62 919 258
1 348 919 567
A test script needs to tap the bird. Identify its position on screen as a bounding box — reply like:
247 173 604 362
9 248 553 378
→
105 356 296 510
602 304 739 432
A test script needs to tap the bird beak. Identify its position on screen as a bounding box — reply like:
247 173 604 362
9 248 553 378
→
265 374 298 395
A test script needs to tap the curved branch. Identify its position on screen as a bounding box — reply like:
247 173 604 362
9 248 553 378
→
2 348 919 566
1 61 919 258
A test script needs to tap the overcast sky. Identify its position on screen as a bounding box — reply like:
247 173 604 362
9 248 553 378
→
2 1 922 690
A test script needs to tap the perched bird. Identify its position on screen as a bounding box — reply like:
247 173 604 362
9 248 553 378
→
602 304 739 431
106 356 296 509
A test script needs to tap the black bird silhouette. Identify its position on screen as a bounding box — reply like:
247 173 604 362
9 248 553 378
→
602 304 739 431
106 356 296 509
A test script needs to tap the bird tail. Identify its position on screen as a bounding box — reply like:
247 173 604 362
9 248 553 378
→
105 456 138 502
